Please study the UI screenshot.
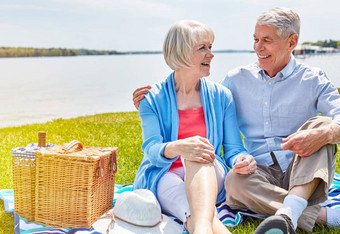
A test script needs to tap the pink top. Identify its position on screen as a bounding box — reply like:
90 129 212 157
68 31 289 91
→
169 107 206 171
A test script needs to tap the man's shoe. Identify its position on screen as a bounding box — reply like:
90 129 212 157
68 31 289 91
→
254 214 296 234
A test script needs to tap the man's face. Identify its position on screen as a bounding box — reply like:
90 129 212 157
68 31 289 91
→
253 24 293 77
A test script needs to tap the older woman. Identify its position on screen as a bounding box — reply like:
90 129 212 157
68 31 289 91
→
133 20 256 234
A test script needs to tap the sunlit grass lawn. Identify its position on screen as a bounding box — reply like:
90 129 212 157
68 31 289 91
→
0 111 339 233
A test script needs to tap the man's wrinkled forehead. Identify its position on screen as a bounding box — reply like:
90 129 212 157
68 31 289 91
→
253 24 281 39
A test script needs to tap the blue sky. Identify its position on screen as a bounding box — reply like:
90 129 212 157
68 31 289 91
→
0 0 339 51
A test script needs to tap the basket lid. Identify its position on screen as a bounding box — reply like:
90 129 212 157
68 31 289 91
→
35 140 117 162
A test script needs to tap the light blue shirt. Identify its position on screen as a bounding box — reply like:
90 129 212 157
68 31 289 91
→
222 56 340 172
133 72 248 203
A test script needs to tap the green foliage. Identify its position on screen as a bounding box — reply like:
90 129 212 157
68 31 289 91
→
75 48 123 56
302 40 340 48
0 47 123 58
322 40 339 48
0 112 340 233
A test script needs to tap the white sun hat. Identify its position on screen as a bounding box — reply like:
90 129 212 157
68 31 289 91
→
92 189 183 234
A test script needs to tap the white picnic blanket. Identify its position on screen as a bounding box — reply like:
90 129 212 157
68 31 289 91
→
1 173 340 233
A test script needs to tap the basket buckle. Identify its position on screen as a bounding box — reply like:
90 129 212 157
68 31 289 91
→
100 155 105 178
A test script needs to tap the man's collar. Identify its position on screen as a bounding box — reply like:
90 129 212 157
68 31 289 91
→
257 55 296 81
279 56 296 80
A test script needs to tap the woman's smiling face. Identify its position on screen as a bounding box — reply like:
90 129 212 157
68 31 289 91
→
189 37 214 78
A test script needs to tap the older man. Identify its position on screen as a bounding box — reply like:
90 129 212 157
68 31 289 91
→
222 7 340 233
132 7 340 233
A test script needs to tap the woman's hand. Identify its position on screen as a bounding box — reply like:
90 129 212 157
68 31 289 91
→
164 136 215 164
233 154 257 174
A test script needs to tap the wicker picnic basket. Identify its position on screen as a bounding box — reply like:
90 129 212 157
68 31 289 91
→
34 140 117 228
12 132 54 222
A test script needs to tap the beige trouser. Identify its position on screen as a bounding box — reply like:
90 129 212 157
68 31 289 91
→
225 116 337 232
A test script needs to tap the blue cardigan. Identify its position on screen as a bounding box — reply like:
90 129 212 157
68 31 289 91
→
133 73 248 203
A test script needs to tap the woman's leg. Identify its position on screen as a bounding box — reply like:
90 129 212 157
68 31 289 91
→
184 160 231 234
157 168 190 223
157 162 231 234
213 160 231 234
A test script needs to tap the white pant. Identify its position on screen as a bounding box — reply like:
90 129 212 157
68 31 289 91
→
157 159 226 223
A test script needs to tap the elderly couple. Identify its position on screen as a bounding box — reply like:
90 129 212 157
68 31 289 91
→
131 7 340 234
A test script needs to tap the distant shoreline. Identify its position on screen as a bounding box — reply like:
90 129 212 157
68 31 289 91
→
0 46 254 58
123 49 254 55
2 39 339 58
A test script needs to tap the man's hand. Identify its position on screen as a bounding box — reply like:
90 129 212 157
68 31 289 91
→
233 154 257 174
132 85 152 109
281 128 330 157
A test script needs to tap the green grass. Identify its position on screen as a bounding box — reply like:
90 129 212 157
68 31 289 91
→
0 112 143 234
0 111 339 233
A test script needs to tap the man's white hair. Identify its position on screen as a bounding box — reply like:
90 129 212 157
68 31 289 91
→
257 7 300 40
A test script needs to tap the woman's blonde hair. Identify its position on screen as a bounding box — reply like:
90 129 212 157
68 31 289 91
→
163 20 214 71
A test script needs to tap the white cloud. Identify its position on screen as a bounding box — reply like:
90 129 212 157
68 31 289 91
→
0 0 339 50
0 23 21 34
51 0 185 19
0 4 46 10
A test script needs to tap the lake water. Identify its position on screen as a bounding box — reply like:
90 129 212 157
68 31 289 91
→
1 53 340 128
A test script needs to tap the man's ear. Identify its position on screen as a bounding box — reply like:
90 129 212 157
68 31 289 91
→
288 34 299 51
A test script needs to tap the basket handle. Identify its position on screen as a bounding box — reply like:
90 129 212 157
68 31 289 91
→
62 140 83 152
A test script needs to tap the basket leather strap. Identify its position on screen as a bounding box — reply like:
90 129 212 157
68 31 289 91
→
112 150 117 175
100 155 105 178
97 147 118 177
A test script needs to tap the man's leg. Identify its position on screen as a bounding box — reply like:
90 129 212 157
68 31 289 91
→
225 167 321 232
284 117 337 229
226 116 337 232
225 164 286 216
288 117 336 204
257 116 337 232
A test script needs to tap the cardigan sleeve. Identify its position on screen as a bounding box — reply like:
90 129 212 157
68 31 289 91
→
139 98 178 168
222 89 248 167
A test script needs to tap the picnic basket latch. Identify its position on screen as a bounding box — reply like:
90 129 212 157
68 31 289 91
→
100 155 105 178
111 148 118 175
99 147 118 179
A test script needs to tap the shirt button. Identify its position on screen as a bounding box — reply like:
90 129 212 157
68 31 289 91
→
268 82 272 85
264 101 268 105
265 121 269 125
